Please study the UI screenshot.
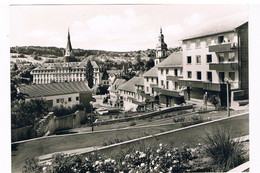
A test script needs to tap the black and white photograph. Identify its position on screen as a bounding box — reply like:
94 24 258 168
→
6 3 253 172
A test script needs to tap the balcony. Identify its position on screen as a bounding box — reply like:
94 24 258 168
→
209 43 237 52
137 89 155 101
179 79 224 92
166 75 182 81
209 62 238 71
158 88 180 97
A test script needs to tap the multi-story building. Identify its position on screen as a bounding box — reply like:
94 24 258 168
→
179 15 248 108
19 81 93 108
31 29 101 86
31 61 101 85
108 78 126 107
117 76 146 111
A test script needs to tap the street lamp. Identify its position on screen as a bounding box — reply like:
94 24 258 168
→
224 78 230 117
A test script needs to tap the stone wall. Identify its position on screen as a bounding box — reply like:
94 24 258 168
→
11 125 33 142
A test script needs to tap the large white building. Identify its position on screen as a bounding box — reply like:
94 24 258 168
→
178 14 248 108
31 29 101 86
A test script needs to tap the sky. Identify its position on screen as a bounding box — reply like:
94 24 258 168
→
9 4 248 51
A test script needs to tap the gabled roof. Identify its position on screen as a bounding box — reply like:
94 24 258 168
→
157 52 183 68
118 76 142 92
182 12 248 41
20 81 90 98
135 76 144 86
143 66 158 77
109 78 126 93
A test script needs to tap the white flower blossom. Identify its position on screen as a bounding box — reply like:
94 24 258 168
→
141 163 145 167
159 143 163 147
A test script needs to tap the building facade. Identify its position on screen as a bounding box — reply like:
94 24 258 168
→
19 81 93 108
31 61 101 85
179 17 248 108
31 29 101 86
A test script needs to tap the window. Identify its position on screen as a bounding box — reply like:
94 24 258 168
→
56 99 60 103
161 69 163 75
229 72 235 81
152 88 154 94
197 71 202 80
161 80 164 87
152 77 154 82
187 71 192 78
228 52 235 62
146 78 149 82
174 69 178 76
207 55 212 63
146 87 149 92
207 72 212 82
195 39 201 48
219 72 225 83
218 35 224 44
187 56 192 64
206 38 211 47
76 96 79 101
156 78 158 84
68 97 72 102
196 55 201 64
218 53 225 63
166 69 169 75
166 81 169 89
174 82 178 90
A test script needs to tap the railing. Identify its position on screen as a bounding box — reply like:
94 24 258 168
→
209 43 237 52
209 62 239 71
179 79 224 92
166 75 182 81
159 88 180 97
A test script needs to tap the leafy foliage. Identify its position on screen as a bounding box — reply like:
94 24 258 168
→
209 95 221 110
11 99 49 129
51 104 85 117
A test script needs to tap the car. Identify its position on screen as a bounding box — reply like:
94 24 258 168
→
95 107 109 115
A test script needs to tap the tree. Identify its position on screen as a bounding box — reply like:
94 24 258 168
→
102 70 109 80
12 63 18 71
86 60 94 88
145 58 155 71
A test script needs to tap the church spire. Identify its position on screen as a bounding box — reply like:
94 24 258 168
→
154 27 168 65
65 28 74 57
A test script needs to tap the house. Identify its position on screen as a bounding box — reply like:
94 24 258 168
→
19 81 93 109
178 13 248 109
108 78 126 107
117 76 145 111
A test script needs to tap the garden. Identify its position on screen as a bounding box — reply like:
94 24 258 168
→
23 128 249 173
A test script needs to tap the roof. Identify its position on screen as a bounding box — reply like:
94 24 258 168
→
34 61 99 70
134 76 144 86
143 66 158 77
109 78 126 92
157 52 183 68
182 12 248 41
20 81 91 98
118 76 142 92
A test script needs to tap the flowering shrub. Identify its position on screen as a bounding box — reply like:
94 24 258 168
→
24 144 202 173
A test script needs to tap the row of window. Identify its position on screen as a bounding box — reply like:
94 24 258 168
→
187 55 212 64
186 35 235 50
56 96 79 103
34 74 86 77
146 77 158 83
187 71 235 82
160 68 179 76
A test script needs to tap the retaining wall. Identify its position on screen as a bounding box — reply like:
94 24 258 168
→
11 125 33 142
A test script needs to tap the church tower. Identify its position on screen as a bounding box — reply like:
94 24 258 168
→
64 29 74 58
154 27 168 65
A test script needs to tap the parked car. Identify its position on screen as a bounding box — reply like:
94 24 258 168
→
95 107 109 115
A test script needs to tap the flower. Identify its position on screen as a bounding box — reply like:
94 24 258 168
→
140 153 146 158
141 163 145 167
159 143 163 147
168 153 171 157
46 161 52 166
157 149 160 153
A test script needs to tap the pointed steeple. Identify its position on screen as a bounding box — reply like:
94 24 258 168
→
154 27 168 65
65 28 74 57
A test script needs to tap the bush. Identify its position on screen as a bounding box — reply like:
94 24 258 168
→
173 117 185 123
24 143 200 173
52 104 85 117
204 128 246 172
181 115 204 127
209 95 221 110
129 121 136 126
